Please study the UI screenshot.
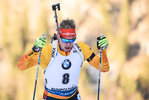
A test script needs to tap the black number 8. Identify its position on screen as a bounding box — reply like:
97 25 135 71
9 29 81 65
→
62 73 69 84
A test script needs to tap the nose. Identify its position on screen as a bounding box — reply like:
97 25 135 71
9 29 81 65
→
66 42 71 46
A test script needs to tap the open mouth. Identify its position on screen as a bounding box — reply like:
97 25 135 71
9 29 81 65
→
65 47 70 50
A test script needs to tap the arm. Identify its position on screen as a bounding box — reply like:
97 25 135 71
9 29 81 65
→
17 50 39 70
87 49 109 72
77 42 109 72
17 34 52 70
17 44 52 70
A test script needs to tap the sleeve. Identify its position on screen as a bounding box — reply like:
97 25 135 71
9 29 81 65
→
17 50 39 70
17 44 52 70
77 42 109 72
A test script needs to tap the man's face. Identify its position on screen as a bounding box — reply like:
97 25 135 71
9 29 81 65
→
57 34 75 52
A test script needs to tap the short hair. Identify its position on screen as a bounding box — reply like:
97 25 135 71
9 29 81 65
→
59 19 76 29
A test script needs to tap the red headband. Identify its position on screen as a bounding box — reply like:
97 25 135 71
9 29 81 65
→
58 29 76 38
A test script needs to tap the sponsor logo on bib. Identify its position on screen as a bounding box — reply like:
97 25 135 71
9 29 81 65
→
62 59 71 70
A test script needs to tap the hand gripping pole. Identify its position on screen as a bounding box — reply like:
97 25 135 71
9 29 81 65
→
32 33 47 100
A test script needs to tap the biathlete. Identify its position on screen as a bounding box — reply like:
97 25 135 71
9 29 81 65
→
17 19 110 100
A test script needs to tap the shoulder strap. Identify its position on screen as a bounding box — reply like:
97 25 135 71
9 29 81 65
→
73 41 84 62
44 40 58 71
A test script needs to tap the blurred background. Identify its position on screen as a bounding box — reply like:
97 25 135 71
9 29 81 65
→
0 0 149 100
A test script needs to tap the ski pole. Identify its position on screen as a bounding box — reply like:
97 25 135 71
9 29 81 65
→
32 50 41 100
97 48 102 100
32 33 47 100
97 34 107 100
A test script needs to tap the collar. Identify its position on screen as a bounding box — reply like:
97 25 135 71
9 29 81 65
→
57 42 71 56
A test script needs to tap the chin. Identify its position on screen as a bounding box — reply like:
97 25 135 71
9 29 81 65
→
64 49 70 53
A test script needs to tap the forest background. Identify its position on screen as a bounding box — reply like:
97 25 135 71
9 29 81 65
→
0 0 149 100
